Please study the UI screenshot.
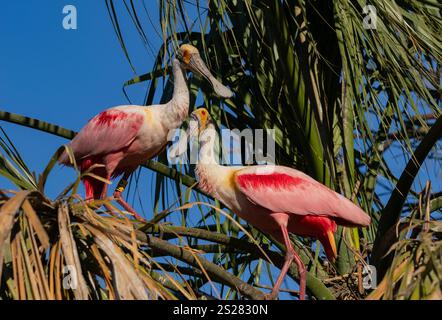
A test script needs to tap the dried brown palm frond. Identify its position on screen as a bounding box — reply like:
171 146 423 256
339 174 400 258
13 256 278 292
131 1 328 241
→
0 131 195 300
0 188 193 300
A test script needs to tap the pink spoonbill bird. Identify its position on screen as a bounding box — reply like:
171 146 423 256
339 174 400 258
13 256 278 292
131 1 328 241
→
59 45 233 220
190 108 371 300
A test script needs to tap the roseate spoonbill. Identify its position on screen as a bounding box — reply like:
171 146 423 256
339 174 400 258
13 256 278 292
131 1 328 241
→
190 108 371 300
59 45 232 220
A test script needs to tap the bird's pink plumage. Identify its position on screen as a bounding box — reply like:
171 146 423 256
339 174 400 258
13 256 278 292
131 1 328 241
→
59 108 144 199
234 167 370 227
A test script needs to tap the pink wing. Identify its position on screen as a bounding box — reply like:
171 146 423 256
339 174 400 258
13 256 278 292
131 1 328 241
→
234 166 370 227
60 108 143 164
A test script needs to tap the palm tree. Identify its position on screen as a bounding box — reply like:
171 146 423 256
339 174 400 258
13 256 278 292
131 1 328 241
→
1 0 441 299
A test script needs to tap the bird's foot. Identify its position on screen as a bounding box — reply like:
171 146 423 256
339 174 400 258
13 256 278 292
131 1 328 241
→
113 191 145 222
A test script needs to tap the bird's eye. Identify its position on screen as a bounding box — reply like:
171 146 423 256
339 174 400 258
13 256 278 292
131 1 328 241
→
181 50 191 64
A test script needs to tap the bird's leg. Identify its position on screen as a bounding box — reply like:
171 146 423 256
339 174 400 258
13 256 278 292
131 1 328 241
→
101 174 125 218
113 178 145 221
265 215 306 300
292 249 306 300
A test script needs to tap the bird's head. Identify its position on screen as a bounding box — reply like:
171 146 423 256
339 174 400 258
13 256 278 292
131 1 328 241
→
189 108 220 164
176 44 233 99
190 108 212 134
189 108 217 144
177 44 200 65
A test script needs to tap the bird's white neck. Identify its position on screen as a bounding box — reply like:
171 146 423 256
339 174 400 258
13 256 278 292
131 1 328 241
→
163 59 190 129
198 124 220 166
195 124 225 195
